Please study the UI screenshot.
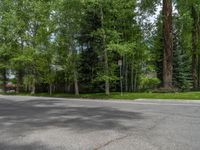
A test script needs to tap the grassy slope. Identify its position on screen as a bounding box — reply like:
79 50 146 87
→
2 92 200 100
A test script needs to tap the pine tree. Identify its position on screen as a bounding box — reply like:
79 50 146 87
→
152 13 164 86
173 25 192 90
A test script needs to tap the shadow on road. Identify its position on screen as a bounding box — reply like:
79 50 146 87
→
0 98 146 150
0 98 144 132
0 141 50 150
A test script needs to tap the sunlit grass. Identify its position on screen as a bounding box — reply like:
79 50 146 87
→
81 92 200 100
1 91 200 100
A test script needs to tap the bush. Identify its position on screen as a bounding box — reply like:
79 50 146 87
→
139 77 160 91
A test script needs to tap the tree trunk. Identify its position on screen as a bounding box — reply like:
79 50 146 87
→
104 48 110 95
31 85 35 95
16 40 24 94
2 69 7 93
163 0 173 89
74 70 79 96
119 64 123 95
31 79 35 95
191 5 198 89
134 70 137 92
198 55 200 88
49 83 53 96
16 76 20 94
16 71 22 94
131 64 134 92
125 55 128 92
100 5 110 95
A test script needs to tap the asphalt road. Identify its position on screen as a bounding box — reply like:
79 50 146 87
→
0 95 200 150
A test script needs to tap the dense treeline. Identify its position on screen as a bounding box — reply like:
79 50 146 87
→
0 0 200 95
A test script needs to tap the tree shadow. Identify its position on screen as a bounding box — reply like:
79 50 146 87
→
0 141 59 150
0 98 144 133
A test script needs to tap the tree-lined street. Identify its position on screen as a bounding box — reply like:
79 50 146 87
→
0 0 200 149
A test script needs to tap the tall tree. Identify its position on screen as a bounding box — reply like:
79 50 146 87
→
176 0 200 89
191 4 200 89
0 0 18 92
53 0 84 95
162 0 173 89
173 15 192 90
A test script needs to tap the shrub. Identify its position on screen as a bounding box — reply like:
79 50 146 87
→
139 77 161 91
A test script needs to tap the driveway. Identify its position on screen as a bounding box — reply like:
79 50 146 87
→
0 95 200 150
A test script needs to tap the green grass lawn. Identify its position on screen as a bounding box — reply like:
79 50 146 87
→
2 91 200 100
81 92 200 100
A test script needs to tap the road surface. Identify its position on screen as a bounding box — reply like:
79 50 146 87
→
0 95 200 150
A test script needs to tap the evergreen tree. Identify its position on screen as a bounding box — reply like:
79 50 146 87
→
173 20 192 90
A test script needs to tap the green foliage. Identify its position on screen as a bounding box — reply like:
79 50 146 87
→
139 77 161 91
23 75 36 89
173 19 192 90
107 42 136 56
0 0 199 94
